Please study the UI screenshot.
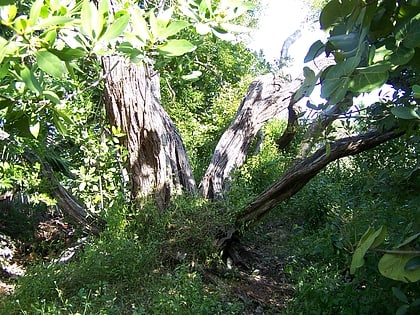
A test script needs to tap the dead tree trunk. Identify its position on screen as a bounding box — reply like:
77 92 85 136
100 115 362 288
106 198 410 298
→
236 128 404 227
199 73 303 199
23 151 105 235
102 56 196 208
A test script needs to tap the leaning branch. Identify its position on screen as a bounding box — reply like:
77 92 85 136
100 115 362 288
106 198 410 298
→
23 151 105 235
236 127 404 227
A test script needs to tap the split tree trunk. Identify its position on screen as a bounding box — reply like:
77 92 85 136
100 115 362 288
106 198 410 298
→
199 73 303 199
102 56 196 209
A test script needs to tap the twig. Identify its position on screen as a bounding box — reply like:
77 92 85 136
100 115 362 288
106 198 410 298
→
371 248 420 255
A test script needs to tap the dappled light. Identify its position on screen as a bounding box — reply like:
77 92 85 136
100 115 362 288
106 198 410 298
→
1 0 419 314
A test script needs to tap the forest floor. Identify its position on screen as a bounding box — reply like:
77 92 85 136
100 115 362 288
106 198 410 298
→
218 218 296 314
0 208 296 314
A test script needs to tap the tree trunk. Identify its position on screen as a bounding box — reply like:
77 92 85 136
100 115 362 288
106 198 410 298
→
236 128 404 227
102 56 196 208
23 151 105 235
199 73 303 199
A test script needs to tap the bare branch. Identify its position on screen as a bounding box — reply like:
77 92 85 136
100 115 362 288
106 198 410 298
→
236 127 404 227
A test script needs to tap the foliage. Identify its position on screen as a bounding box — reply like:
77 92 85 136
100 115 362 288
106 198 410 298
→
284 135 419 314
299 0 420 134
0 193 243 314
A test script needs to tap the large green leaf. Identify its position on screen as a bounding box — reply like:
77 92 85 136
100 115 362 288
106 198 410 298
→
349 63 390 93
391 106 420 120
81 0 94 38
321 56 360 103
131 7 151 42
20 66 42 95
350 226 387 274
48 48 86 61
304 40 325 63
396 13 420 48
99 14 129 42
35 16 73 30
320 0 360 30
157 39 196 57
378 253 420 282
29 0 43 27
35 49 68 78
158 20 189 40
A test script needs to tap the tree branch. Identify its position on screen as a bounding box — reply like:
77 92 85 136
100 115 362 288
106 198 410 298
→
23 150 105 235
371 248 420 255
236 127 404 227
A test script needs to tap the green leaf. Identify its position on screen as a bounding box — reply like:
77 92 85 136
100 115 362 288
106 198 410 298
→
329 33 359 53
392 287 409 304
149 10 158 40
81 0 93 38
398 233 420 248
159 20 189 40
349 64 390 93
388 46 415 66
48 48 86 61
219 23 251 33
29 121 40 139
405 256 420 271
156 6 174 29
35 17 73 31
396 13 420 48
350 226 386 274
131 7 151 42
321 57 359 103
320 0 359 30
396 304 410 315
413 84 420 98
304 40 325 63
157 39 196 57
35 49 68 78
20 66 42 95
295 67 319 100
99 14 129 42
378 253 420 282
43 90 60 104
54 109 73 125
29 0 43 26
391 106 420 120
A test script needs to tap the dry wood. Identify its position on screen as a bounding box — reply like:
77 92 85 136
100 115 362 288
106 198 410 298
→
199 73 303 199
236 128 404 226
102 56 196 208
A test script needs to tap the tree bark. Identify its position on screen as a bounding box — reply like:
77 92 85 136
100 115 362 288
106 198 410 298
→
102 56 196 209
236 128 404 227
199 73 303 199
23 151 105 235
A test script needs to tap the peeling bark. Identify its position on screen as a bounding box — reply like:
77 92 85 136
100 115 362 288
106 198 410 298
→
236 128 404 227
199 73 302 199
102 56 196 208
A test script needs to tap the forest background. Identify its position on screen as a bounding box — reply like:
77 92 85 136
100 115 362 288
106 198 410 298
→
0 0 419 314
